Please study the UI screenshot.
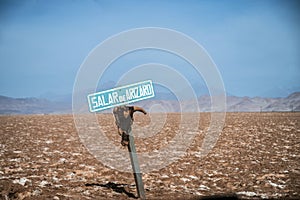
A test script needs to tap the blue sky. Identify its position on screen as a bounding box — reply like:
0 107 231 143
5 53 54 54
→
0 0 299 98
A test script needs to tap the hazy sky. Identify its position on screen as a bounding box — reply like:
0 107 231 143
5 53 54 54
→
0 0 299 98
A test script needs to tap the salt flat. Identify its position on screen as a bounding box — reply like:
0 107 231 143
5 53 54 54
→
0 113 299 199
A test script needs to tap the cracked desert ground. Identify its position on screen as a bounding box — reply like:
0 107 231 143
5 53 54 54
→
0 112 299 199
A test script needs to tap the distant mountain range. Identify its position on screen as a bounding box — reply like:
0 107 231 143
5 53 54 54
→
0 92 299 115
135 92 300 112
0 96 71 115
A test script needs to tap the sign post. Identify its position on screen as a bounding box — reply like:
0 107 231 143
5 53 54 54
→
128 131 146 199
87 80 155 199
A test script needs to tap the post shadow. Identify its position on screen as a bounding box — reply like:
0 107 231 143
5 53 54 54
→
85 182 138 199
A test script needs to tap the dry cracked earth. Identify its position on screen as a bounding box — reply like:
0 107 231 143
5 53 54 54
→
0 112 299 199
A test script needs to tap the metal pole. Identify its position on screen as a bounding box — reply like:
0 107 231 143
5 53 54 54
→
128 131 146 199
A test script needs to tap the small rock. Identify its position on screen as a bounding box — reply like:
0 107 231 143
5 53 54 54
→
59 158 67 163
32 189 42 196
13 178 31 186
188 175 198 180
39 180 50 187
45 140 53 144
199 185 210 191
180 178 190 182
237 191 257 197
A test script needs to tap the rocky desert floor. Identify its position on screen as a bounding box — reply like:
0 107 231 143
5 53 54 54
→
0 112 299 199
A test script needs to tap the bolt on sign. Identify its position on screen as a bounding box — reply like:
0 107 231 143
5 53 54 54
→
87 80 155 112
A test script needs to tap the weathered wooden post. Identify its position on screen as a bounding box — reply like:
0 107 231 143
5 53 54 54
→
128 131 146 199
87 80 154 199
